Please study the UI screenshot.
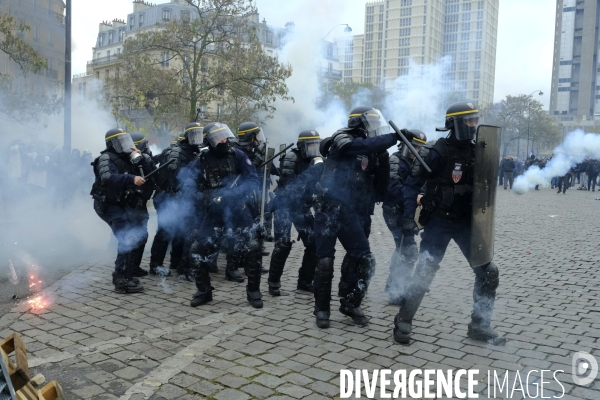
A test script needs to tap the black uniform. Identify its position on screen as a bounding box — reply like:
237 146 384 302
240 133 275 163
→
189 123 263 308
91 140 152 293
268 148 322 295
312 107 398 328
397 102 504 345
382 147 420 304
165 140 199 275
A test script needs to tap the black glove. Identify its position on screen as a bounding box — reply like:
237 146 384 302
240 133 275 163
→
395 128 413 142
402 217 419 236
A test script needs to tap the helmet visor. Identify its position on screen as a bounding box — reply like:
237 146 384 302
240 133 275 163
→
109 132 135 154
133 138 148 152
186 127 204 146
300 139 321 158
362 109 391 137
453 114 479 141
206 124 235 147
254 129 266 145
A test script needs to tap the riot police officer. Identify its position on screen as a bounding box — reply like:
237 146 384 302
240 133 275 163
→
268 130 322 296
382 130 427 305
189 122 263 308
91 128 152 293
233 122 277 274
148 134 184 275
313 106 402 328
166 123 203 279
397 102 505 345
127 131 156 276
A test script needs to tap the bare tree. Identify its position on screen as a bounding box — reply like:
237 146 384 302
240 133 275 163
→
107 0 292 132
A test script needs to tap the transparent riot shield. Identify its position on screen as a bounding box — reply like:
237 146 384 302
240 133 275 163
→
469 125 502 268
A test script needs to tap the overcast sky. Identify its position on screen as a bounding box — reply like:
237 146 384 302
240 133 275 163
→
72 0 556 107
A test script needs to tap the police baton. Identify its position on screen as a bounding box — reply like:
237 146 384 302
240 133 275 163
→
389 121 432 173
142 158 175 180
257 143 294 170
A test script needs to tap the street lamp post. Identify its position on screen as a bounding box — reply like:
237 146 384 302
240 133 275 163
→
64 0 71 152
526 90 543 159
321 24 352 40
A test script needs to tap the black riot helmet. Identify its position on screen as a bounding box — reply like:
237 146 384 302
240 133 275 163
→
444 101 479 141
347 106 390 138
203 122 235 155
105 128 135 154
297 130 321 159
237 121 265 148
401 129 427 159
184 122 204 146
130 131 148 152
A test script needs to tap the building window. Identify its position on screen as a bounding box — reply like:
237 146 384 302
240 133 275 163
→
163 9 171 21
130 16 135 30
108 31 113 44
217 104 222 120
95 71 100 79
181 10 190 22
33 26 40 42
119 29 124 42
266 30 273 45
161 52 169 67
139 13 144 27
105 69 109 79
107 50 111 60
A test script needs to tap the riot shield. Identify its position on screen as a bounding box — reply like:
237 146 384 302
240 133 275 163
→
469 125 501 268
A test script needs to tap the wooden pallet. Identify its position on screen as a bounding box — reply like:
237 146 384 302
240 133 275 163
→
0 332 64 400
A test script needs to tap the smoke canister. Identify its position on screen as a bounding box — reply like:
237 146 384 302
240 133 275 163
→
8 259 19 284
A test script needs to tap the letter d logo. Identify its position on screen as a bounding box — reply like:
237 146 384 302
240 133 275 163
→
572 351 598 386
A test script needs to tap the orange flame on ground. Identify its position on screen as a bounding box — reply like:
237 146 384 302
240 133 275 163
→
27 269 48 311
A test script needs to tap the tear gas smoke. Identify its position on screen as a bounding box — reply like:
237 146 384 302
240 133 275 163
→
0 79 132 292
513 130 600 194
263 5 455 148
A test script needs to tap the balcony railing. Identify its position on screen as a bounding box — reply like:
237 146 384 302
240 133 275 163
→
319 67 343 79
87 55 120 66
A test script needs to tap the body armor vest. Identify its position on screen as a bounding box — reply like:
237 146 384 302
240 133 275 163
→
278 149 310 188
320 130 377 202
423 138 475 219
91 150 135 204
199 150 239 190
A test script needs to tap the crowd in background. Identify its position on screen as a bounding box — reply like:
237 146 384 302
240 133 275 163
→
498 154 600 193
0 141 95 215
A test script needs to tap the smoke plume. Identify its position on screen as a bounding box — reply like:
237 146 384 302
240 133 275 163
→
513 130 600 194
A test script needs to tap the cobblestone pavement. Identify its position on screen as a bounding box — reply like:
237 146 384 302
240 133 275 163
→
0 187 599 399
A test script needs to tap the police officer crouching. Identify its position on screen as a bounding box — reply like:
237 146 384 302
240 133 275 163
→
313 106 403 328
382 130 426 305
188 122 263 308
91 129 153 293
397 102 505 345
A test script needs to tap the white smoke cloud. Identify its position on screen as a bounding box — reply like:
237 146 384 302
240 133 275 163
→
513 129 600 194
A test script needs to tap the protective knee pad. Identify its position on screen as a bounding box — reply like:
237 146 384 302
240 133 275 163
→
314 257 334 311
483 262 499 292
299 247 318 282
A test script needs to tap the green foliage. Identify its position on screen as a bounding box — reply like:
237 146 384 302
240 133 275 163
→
480 95 562 156
107 0 292 133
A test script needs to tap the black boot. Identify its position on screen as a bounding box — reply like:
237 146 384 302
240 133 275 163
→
468 263 505 345
190 257 212 307
114 278 145 294
116 253 144 293
112 271 139 285
246 247 263 308
314 257 334 328
393 314 412 344
131 246 149 277
339 254 375 326
208 258 219 273
297 247 316 293
268 242 292 296
225 252 245 283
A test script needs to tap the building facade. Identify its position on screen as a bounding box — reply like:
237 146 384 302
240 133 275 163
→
338 0 499 105
0 0 66 97
549 0 600 129
73 0 293 129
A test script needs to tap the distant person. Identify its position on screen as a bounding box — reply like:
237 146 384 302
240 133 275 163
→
502 156 516 190
586 159 599 192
